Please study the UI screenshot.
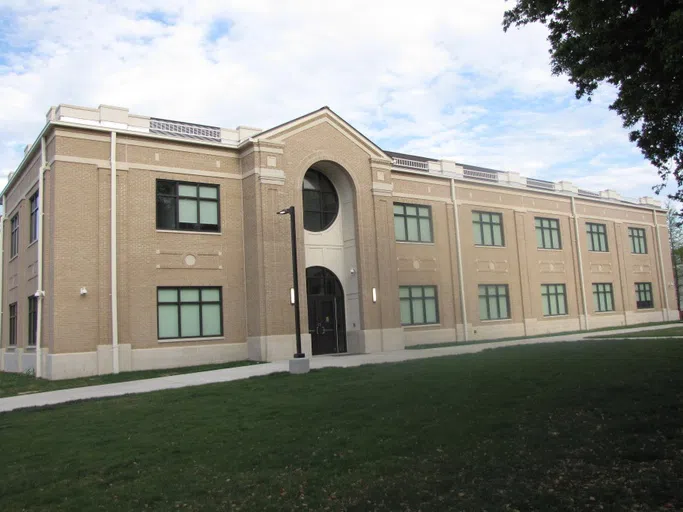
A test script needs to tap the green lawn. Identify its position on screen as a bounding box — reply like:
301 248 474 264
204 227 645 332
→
589 326 683 338
0 360 257 398
408 320 680 350
2 339 683 511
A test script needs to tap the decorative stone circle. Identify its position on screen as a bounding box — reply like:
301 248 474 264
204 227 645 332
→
184 254 197 266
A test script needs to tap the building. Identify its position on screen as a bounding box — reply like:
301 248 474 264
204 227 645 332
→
0 104 677 380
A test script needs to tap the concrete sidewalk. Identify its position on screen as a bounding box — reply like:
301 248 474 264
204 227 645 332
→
0 324 674 413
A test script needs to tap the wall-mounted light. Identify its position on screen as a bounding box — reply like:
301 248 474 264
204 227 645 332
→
350 267 356 275
290 287 295 305
80 287 88 296
372 287 377 303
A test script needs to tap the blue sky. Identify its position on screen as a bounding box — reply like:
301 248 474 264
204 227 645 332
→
0 0 674 203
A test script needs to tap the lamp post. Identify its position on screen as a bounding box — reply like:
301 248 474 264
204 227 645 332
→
277 206 305 359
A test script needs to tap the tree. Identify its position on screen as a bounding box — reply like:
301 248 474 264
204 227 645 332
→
503 1 683 200
667 201 683 311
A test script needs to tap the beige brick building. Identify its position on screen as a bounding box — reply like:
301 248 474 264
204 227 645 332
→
0 104 677 379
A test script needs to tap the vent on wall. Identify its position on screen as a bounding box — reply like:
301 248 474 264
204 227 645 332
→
150 118 221 142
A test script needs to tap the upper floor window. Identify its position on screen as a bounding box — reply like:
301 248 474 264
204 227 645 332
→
592 283 614 312
156 180 219 232
479 284 510 320
157 287 223 339
535 217 561 249
635 282 653 309
628 227 647 254
586 222 608 252
303 169 338 232
473 211 504 246
10 214 19 258
399 285 439 325
394 203 433 243
29 192 39 244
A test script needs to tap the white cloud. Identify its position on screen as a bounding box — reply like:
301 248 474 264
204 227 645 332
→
0 0 667 203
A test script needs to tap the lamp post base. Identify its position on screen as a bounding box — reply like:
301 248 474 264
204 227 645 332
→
289 357 310 374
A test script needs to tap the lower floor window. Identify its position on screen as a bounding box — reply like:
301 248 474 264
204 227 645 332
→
28 296 37 346
592 283 614 312
635 282 653 309
9 303 17 346
479 284 510 320
157 287 223 339
541 284 567 316
400 286 439 325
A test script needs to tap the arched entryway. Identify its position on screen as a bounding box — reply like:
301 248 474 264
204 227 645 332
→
306 266 347 355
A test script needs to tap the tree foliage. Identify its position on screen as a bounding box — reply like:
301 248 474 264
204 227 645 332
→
504 1 683 200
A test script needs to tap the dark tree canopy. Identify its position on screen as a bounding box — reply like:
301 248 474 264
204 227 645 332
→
504 1 683 200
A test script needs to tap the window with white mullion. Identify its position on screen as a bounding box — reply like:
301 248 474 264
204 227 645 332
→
535 217 561 249
473 211 504 247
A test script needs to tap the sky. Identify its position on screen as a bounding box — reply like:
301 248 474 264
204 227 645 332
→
0 0 675 203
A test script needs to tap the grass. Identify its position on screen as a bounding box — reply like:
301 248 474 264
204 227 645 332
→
408 320 680 350
589 325 683 338
0 360 258 398
1 338 683 511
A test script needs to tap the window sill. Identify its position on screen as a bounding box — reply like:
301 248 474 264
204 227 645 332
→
635 307 655 311
9 255 19 262
156 229 222 236
541 314 569 319
474 245 506 249
27 240 38 249
537 248 563 252
593 311 617 315
5 346 17 351
480 318 512 323
396 241 435 246
587 250 610 254
402 323 440 329
158 336 224 344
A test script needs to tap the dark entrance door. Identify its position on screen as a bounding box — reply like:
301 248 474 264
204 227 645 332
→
306 267 347 355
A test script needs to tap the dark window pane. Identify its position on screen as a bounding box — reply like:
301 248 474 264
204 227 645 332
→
302 169 338 232
304 211 321 231
157 181 175 195
156 196 176 229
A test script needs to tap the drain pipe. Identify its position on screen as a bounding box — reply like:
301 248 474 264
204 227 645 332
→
450 179 468 342
571 197 589 330
110 132 119 374
35 137 48 378
653 208 670 320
